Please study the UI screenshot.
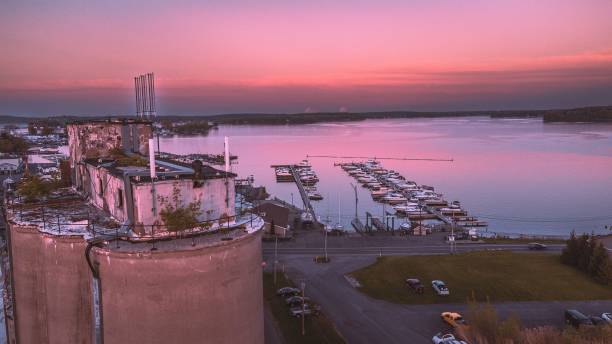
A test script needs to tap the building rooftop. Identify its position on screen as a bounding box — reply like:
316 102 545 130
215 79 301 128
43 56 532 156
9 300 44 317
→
6 186 263 244
66 117 153 125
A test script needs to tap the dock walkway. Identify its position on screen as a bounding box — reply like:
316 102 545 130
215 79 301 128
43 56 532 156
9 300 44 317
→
289 166 320 227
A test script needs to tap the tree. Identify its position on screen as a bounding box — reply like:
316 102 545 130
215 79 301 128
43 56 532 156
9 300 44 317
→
560 231 578 266
158 184 202 232
161 119 173 130
0 133 29 153
576 233 594 272
18 176 59 202
27 122 37 135
41 126 54 136
590 242 612 284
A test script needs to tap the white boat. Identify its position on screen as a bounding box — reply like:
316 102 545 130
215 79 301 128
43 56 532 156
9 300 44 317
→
382 193 408 204
301 212 314 224
399 221 412 231
371 187 393 199
308 192 323 200
297 159 311 168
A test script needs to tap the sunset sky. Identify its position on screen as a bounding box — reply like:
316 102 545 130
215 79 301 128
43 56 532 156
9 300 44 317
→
1 0 612 116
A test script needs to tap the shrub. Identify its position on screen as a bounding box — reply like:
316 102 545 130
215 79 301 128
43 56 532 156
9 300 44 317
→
0 133 29 153
18 176 59 202
158 184 202 232
108 147 148 167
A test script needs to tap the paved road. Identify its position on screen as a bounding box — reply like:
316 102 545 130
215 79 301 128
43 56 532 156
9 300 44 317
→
264 255 612 344
263 243 564 257
262 230 609 344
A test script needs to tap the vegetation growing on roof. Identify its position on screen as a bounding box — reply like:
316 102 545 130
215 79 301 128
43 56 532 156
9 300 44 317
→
17 176 60 202
108 147 148 167
158 183 202 232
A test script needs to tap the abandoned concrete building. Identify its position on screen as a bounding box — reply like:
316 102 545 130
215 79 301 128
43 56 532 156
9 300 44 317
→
4 118 265 344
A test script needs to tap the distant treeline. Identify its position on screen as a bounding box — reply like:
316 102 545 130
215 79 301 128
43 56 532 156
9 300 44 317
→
2 105 612 126
542 106 612 123
200 110 542 125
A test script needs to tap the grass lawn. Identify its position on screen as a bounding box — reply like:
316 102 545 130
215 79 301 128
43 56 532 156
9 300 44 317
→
263 272 345 344
351 251 612 304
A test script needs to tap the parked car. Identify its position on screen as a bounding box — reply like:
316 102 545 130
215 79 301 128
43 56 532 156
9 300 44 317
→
285 296 310 306
406 278 425 294
565 309 593 328
528 243 547 250
602 312 612 323
289 304 321 317
589 315 607 326
441 312 467 328
432 280 450 296
276 287 300 297
432 333 467 344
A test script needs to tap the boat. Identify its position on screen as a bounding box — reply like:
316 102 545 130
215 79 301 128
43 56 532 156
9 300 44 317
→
371 188 393 199
382 193 408 204
399 221 412 231
301 212 314 224
275 167 294 182
308 192 323 200
392 203 420 214
440 207 467 216
424 198 448 207
297 159 311 168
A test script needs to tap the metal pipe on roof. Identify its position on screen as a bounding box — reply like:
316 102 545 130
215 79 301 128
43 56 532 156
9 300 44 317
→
150 73 156 117
134 77 140 118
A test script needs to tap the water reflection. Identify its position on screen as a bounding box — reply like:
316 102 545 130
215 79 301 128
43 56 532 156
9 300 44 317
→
160 117 612 236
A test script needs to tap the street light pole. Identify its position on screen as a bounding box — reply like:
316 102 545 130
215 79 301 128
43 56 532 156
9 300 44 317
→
274 235 278 285
324 227 328 261
301 281 306 336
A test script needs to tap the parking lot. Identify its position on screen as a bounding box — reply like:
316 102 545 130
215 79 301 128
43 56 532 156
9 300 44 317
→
263 253 612 344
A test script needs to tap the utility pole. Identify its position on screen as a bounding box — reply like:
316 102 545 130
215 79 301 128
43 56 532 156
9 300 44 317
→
301 281 306 336
324 226 328 261
350 183 358 219
273 235 278 285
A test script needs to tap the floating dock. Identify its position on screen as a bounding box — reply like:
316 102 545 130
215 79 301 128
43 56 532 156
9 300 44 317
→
272 163 321 227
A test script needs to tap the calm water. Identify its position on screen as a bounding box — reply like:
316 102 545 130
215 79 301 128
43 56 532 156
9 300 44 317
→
159 117 612 236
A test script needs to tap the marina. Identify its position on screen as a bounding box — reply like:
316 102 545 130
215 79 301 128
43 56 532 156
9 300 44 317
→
272 161 323 227
160 117 612 237
337 159 488 237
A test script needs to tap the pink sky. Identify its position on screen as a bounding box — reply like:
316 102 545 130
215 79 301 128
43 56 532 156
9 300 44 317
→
1 0 612 115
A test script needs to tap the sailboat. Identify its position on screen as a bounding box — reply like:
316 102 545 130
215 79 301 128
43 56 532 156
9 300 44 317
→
334 193 344 232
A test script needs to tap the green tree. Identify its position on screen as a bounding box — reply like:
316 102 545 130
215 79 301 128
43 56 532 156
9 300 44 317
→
590 242 612 284
0 133 29 153
560 230 578 266
161 119 173 130
18 176 59 202
158 184 202 232
576 233 594 271
41 126 54 136
27 122 37 135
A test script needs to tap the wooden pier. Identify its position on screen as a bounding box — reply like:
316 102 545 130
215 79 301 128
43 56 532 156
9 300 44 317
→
289 165 320 227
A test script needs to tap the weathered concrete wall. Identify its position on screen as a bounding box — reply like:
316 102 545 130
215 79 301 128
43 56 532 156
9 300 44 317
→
8 224 94 344
67 121 152 189
86 164 128 222
132 178 236 228
92 231 263 344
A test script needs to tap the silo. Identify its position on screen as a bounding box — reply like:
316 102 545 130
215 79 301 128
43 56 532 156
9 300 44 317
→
8 224 94 344
92 229 263 344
